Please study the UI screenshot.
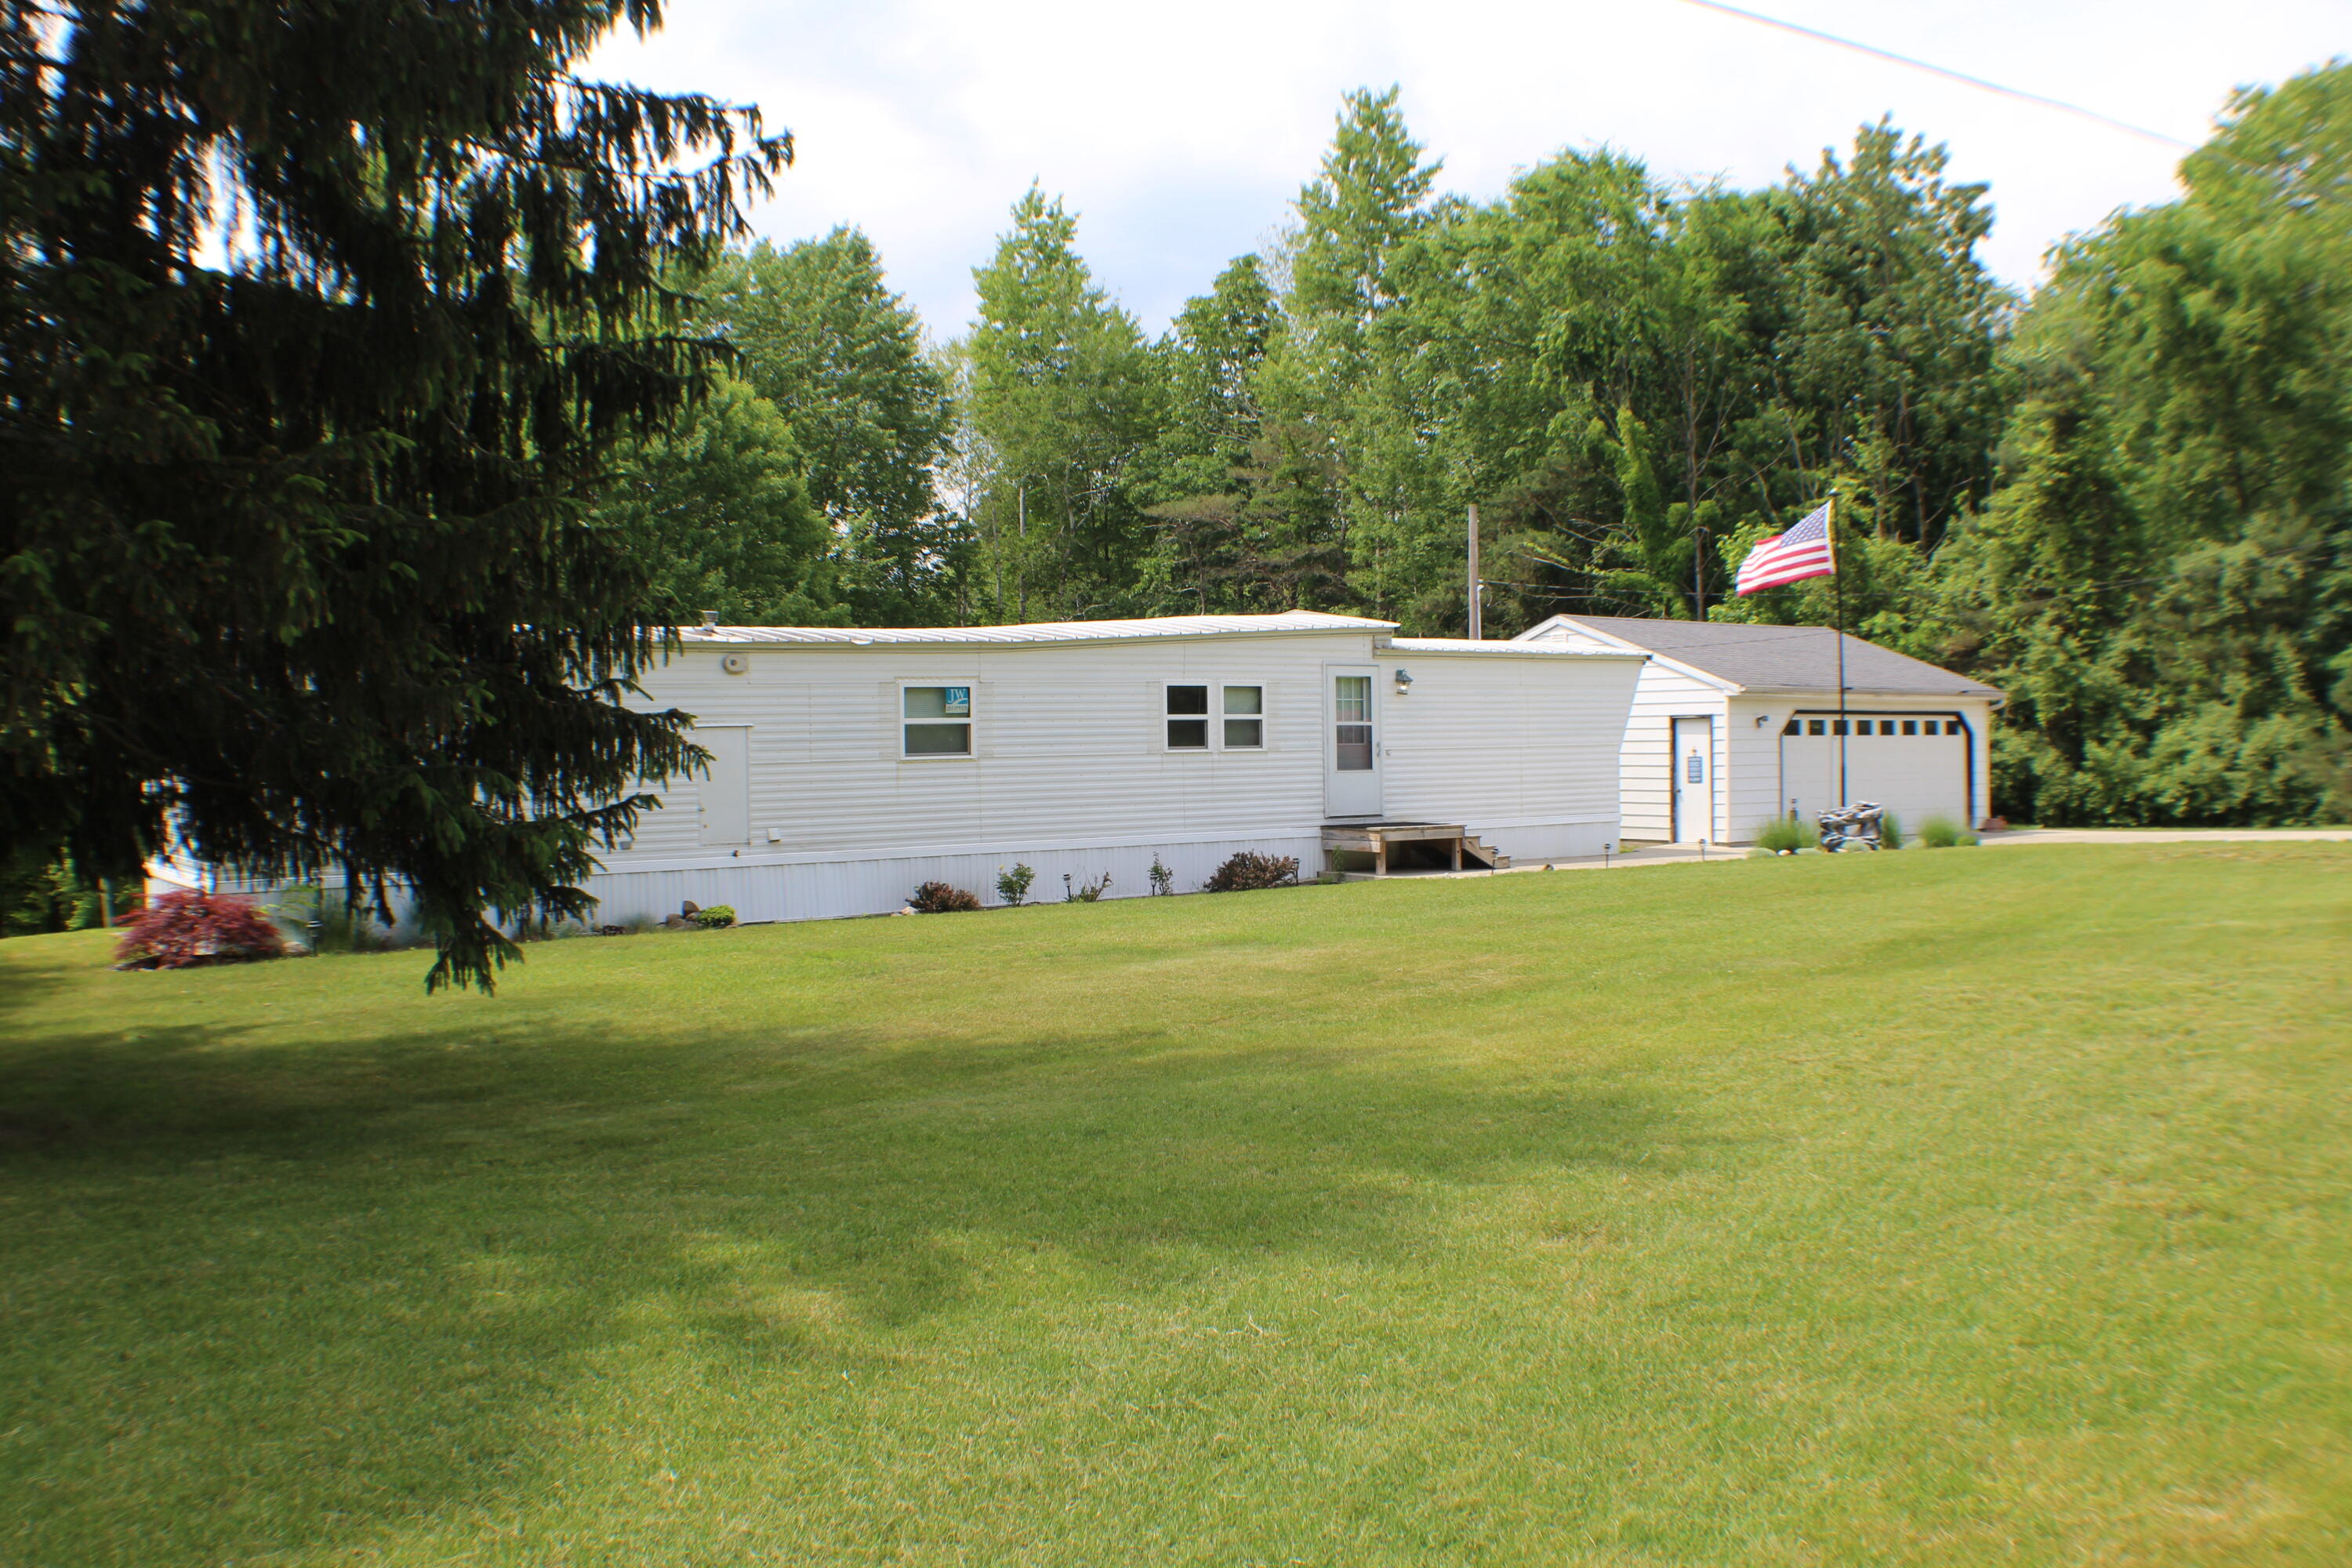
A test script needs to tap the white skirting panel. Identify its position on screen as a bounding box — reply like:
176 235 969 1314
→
1479 819 1621 863
583 834 1327 926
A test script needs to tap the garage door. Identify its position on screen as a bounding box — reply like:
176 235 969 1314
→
1777 715 1970 829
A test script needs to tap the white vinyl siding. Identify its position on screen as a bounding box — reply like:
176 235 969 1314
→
1617 665 1726 842
618 637 1361 866
1374 652 1642 862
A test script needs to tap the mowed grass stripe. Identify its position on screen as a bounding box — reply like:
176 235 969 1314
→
1 845 2347 1566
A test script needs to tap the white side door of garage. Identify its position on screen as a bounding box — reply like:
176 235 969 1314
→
1777 716 1969 827
1670 717 1713 841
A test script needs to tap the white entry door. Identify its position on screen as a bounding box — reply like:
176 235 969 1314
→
695 725 752 846
1323 666 1382 818
1671 717 1712 842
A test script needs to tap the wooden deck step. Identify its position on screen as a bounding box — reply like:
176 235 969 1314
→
1322 821 1508 876
1460 834 1510 871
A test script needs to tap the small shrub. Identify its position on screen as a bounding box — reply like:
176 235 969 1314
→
1203 852 1300 892
1916 815 1979 848
1148 855 1174 896
1753 816 1809 855
910 881 982 913
995 863 1036 906
1879 812 1905 851
1063 871 1112 902
114 891 287 970
693 904 738 928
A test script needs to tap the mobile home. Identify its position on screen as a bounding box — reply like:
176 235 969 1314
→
578 612 1646 922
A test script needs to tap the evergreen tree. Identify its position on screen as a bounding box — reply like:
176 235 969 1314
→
0 0 788 987
1136 256 1341 612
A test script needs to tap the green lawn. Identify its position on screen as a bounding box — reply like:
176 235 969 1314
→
3 847 2348 1566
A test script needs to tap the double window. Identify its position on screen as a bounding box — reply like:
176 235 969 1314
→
1166 684 1265 750
903 685 972 757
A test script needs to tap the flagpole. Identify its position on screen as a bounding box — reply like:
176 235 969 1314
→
1829 495 1847 805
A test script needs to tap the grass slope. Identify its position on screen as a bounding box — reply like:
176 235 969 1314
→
2 846 2348 1566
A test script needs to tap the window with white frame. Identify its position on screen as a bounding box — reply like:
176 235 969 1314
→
903 685 972 757
1223 684 1263 748
1166 684 1210 749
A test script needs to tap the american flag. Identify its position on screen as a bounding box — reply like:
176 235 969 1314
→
1734 502 1836 595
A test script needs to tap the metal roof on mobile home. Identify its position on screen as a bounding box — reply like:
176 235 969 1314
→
678 613 1646 655
677 612 1396 646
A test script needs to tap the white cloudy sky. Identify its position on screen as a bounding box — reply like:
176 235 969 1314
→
585 0 2347 338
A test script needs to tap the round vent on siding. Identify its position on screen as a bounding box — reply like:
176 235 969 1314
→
720 652 750 675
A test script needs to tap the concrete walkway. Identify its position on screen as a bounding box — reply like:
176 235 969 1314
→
1981 826 2352 846
1338 826 2351 884
1340 841 1744 880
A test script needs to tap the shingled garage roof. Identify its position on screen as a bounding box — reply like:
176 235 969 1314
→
1544 615 2002 698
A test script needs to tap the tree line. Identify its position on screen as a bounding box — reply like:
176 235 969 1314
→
640 67 2349 829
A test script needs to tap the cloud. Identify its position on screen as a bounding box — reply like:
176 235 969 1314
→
586 0 2344 336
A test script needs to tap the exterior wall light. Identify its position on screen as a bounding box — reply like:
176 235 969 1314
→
1393 668 1414 692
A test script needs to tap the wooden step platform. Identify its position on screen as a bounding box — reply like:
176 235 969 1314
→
1322 821 1511 876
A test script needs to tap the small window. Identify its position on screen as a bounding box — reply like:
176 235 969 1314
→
1808 719 1827 735
1831 720 1849 736
1945 720 1964 735
1685 753 1704 784
1875 720 1892 735
903 685 972 756
1223 685 1263 748
1334 675 1374 771
1782 720 1801 736
1902 720 1918 735
1167 684 1210 749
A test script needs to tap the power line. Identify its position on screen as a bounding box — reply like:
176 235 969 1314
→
1668 0 2198 151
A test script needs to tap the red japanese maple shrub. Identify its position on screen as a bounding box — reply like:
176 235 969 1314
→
114 891 288 970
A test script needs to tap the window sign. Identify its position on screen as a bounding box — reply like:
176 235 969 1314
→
942 687 971 717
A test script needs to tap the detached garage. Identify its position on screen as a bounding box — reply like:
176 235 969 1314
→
1512 615 2005 845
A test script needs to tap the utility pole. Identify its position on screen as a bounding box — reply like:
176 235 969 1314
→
1466 503 1483 640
